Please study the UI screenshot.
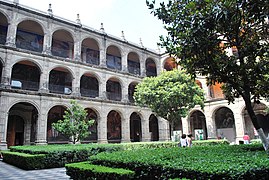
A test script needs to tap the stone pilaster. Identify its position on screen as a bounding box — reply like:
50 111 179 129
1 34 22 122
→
35 99 48 145
98 114 107 143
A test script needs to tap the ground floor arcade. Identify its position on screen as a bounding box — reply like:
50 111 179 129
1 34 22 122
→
0 92 269 150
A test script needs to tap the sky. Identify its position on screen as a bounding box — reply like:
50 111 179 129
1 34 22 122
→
16 0 167 52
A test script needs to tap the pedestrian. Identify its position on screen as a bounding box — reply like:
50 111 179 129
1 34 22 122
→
180 134 188 148
187 134 193 147
243 133 250 144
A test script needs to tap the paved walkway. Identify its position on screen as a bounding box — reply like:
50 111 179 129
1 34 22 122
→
0 160 70 179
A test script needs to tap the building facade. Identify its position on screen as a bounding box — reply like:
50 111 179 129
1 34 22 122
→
0 1 268 150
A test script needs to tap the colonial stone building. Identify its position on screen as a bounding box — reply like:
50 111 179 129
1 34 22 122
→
0 0 268 150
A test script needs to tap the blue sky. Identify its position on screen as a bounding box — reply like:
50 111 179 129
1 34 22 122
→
17 0 167 51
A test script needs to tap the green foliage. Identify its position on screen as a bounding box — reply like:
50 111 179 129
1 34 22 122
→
146 0 269 149
89 144 269 179
52 100 95 144
65 162 135 180
2 151 46 170
134 69 204 128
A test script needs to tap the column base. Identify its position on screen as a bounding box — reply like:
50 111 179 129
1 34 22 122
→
35 140 47 145
0 142 8 150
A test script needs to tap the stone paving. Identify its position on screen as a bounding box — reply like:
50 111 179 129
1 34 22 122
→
0 160 70 180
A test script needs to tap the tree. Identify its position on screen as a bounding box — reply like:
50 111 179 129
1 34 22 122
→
134 69 205 132
52 100 95 144
146 0 269 150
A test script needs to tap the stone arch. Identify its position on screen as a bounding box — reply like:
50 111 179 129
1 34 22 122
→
127 52 140 75
16 20 44 52
149 114 159 141
80 73 99 98
106 45 122 71
7 102 38 147
81 37 100 65
106 77 122 101
51 29 74 59
163 57 177 71
107 110 122 143
189 110 207 140
48 67 74 95
47 105 68 143
11 60 41 91
214 107 236 142
0 11 8 45
146 58 157 77
130 112 142 142
83 108 99 142
243 103 269 139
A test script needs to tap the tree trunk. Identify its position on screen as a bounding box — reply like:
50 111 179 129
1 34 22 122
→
243 94 269 151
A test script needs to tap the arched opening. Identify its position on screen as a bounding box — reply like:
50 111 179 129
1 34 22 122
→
80 73 99 98
190 111 207 140
243 103 269 139
130 112 142 142
106 45 121 70
149 114 159 141
128 82 138 103
16 20 44 52
215 107 236 142
47 105 68 143
81 38 100 65
127 52 140 75
164 57 177 71
7 102 38 147
209 82 224 99
49 67 72 95
171 118 183 141
51 30 74 58
0 12 8 45
146 58 157 77
83 108 98 143
107 110 121 143
11 60 40 91
106 78 121 101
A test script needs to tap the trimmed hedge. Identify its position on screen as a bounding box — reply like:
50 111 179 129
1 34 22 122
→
89 144 269 179
2 151 46 170
65 162 135 180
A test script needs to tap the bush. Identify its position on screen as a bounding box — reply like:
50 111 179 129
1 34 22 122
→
89 144 269 179
2 151 46 170
65 162 135 180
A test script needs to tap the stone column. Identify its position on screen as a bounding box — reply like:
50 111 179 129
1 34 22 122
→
0 96 9 150
141 111 151 142
158 117 170 141
42 31 52 55
233 105 245 144
121 51 128 73
35 99 48 145
156 57 162 76
73 33 82 61
39 60 49 93
181 116 190 135
71 66 81 96
99 36 107 67
5 17 17 47
98 113 107 143
1 53 13 88
121 79 128 103
99 74 107 100
139 52 146 77
121 112 130 142
24 117 31 145
204 107 217 139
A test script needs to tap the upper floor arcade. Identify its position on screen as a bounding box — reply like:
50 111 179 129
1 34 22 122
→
0 2 160 78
